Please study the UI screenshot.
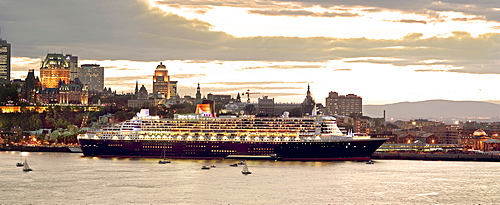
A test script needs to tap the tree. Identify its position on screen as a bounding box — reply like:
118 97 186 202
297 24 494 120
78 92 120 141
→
288 108 302 117
244 104 256 115
0 84 20 104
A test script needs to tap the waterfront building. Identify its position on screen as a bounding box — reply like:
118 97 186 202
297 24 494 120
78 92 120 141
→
461 129 500 152
78 64 104 92
421 124 461 144
0 37 11 85
394 119 444 130
325 92 362 116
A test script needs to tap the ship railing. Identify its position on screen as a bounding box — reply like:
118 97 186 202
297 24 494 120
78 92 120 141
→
86 134 360 142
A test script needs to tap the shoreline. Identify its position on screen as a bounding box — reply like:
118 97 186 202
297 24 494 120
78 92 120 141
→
0 145 82 153
372 152 500 162
2 145 499 162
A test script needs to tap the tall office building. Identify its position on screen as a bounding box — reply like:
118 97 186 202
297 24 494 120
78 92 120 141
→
65 54 79 81
153 62 171 98
169 81 178 99
325 92 362 116
40 53 70 88
0 37 11 85
79 64 104 92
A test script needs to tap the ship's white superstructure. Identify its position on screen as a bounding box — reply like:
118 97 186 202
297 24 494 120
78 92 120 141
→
79 109 360 142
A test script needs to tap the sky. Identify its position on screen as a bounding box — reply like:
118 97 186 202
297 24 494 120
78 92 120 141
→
1 0 500 105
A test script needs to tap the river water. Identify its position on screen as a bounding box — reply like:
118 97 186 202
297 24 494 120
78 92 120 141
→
1 151 499 204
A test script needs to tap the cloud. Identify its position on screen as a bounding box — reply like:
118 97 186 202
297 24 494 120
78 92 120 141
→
157 0 297 9
414 69 448 72
394 19 427 24
248 9 360 17
240 64 324 70
333 68 351 71
204 81 308 86
171 74 206 79
274 0 500 21
1 0 499 75
11 57 40 71
106 75 152 82
117 68 141 71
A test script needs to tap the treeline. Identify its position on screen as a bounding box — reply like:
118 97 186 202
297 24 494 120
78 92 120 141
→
0 106 87 131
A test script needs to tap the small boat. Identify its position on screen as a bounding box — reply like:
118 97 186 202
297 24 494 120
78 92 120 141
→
366 160 374 164
23 159 33 172
16 154 24 167
210 165 216 168
158 160 171 164
237 161 245 165
158 148 171 164
229 163 238 167
201 165 211 170
241 161 251 175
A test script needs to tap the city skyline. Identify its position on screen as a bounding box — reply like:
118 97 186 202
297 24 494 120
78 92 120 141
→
1 0 500 104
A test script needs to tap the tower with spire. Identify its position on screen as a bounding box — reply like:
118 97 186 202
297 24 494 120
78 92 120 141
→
135 80 139 99
195 83 201 100
301 84 316 116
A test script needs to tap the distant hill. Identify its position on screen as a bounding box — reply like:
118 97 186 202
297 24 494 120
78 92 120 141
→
363 100 500 121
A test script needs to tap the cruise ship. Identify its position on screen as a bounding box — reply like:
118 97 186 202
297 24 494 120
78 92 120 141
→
77 109 387 161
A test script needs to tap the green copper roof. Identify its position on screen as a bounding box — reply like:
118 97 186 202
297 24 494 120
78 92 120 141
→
41 53 69 68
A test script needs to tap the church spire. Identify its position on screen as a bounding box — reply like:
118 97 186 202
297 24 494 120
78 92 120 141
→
195 82 201 100
135 80 139 99
306 83 311 97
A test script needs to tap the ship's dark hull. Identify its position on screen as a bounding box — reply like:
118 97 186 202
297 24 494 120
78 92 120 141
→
78 138 387 161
